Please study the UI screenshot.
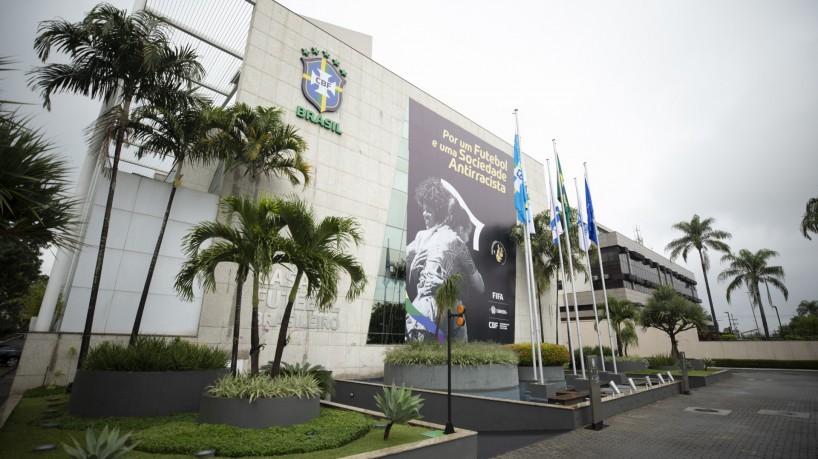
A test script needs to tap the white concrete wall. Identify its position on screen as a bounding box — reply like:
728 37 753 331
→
58 172 219 335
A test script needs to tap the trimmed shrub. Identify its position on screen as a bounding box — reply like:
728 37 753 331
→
573 345 613 363
604 355 648 363
384 341 518 366
133 408 370 457
505 343 569 366
646 354 678 368
84 337 227 371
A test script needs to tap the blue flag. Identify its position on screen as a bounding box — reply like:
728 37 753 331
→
513 135 535 233
585 178 598 245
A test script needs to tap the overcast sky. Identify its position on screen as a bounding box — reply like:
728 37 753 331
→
2 0 816 334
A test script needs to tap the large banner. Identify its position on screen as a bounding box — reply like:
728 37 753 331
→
405 99 516 343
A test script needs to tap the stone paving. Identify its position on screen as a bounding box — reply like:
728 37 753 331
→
489 369 817 459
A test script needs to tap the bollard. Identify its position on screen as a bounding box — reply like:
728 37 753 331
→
586 355 606 430
679 352 691 395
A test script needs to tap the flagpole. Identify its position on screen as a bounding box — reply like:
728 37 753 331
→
514 110 543 383
585 164 617 373
546 159 576 375
574 177 606 372
553 140 585 378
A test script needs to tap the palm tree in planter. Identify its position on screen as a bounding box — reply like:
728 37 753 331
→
718 248 788 339
203 103 312 373
597 296 639 357
266 197 367 378
375 384 424 440
127 93 214 346
175 195 283 375
28 3 203 368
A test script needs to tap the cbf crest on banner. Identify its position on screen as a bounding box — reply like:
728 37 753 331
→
300 48 346 113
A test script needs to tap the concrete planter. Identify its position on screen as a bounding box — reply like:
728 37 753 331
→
384 363 517 391
69 369 228 417
608 360 648 372
518 366 566 382
199 393 319 428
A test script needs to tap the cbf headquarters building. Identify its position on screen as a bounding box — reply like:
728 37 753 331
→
14 0 701 391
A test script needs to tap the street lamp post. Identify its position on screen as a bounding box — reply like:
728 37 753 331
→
444 304 466 435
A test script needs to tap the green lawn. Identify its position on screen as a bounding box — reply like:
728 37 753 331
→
0 394 433 458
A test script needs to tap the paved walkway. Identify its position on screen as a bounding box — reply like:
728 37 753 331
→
485 369 817 458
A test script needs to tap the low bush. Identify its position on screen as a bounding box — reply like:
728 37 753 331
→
84 337 227 371
646 354 678 368
505 343 569 366
134 408 370 457
712 359 818 370
384 340 518 366
23 384 67 398
207 373 321 401
573 345 613 363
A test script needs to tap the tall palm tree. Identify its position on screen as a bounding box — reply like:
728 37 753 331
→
800 196 818 240
267 198 367 378
718 248 788 339
597 296 639 357
127 94 214 346
665 215 732 334
175 196 283 375
206 103 312 199
28 4 204 368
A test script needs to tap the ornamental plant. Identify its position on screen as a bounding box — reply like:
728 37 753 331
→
374 384 424 440
384 340 518 367
262 361 336 398
84 337 227 371
63 425 138 459
505 343 569 367
207 373 321 402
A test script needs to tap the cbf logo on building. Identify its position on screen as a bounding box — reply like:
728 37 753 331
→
296 47 346 134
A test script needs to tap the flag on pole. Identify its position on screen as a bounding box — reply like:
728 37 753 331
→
585 177 599 246
577 193 591 253
548 179 563 244
556 154 572 230
513 134 535 234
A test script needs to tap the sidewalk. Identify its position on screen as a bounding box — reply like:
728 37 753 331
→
490 369 818 458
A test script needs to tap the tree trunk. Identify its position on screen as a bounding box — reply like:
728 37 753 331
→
697 249 719 334
231 273 246 376
383 422 394 440
130 178 178 346
250 272 260 375
670 334 679 359
270 270 303 378
615 325 623 357
77 120 127 370
755 283 771 339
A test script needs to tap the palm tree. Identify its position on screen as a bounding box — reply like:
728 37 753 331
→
797 300 818 317
175 196 282 375
800 196 818 240
509 209 586 343
203 103 312 365
639 285 708 358
266 198 367 378
597 296 639 357
1 106 77 249
127 94 214 346
718 249 788 339
206 103 312 199
433 274 463 339
28 4 204 368
665 215 732 334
